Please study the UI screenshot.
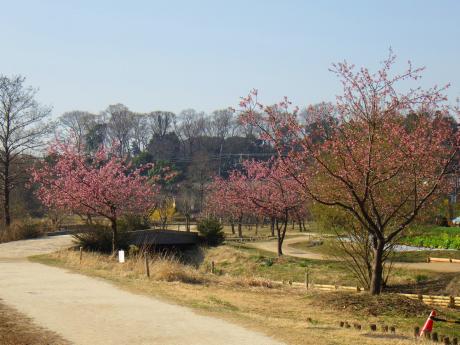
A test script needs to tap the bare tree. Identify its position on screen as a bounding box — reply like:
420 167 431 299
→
59 111 96 150
176 182 196 231
176 109 207 155
148 111 175 138
131 113 150 153
210 109 235 139
0 75 52 226
105 104 135 156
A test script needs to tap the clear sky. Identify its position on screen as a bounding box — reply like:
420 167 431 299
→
1 0 459 117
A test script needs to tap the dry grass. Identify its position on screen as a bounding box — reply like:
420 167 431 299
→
32 246 460 345
0 219 49 243
0 301 69 345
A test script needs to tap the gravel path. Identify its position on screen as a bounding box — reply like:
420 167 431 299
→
0 236 284 345
249 234 460 273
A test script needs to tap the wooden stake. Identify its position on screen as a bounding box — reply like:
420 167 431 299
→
449 295 455 308
145 256 150 278
211 261 215 274
304 268 309 289
79 247 83 264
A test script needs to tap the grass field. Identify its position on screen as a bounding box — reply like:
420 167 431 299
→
289 238 460 263
32 244 460 345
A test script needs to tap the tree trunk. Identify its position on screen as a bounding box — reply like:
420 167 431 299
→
275 211 290 256
270 217 275 237
3 158 10 227
230 220 235 234
275 218 289 256
111 218 118 254
237 216 243 238
370 240 385 295
276 219 282 256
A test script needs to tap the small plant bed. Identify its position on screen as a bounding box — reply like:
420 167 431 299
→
401 226 460 249
311 291 460 339
312 291 432 317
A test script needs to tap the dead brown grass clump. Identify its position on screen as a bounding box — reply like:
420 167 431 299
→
150 257 207 284
312 291 432 318
223 275 276 288
0 219 47 243
203 245 254 265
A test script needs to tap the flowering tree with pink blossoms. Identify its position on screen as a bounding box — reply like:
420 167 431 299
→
206 178 249 237
239 51 459 294
209 158 307 255
31 141 158 253
236 159 307 256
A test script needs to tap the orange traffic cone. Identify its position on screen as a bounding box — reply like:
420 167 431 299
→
420 310 436 337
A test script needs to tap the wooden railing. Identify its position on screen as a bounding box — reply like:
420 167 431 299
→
304 283 460 308
428 257 460 264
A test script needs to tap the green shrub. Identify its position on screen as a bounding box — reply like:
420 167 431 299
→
263 257 274 267
197 217 225 246
128 244 140 257
415 274 428 283
402 234 460 250
73 224 131 253
117 214 150 232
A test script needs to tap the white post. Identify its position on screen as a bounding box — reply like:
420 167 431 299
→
118 250 125 263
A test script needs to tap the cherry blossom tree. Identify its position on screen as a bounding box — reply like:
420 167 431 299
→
31 141 158 253
237 159 307 255
239 51 459 294
208 158 307 255
206 178 248 237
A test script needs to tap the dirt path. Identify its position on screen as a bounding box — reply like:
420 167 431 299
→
0 236 283 345
0 235 74 259
249 234 460 273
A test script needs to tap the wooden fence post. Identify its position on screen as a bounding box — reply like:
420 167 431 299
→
449 296 455 308
144 256 150 278
211 261 215 274
79 247 83 264
304 268 309 289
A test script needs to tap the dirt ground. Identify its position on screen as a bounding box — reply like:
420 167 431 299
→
0 236 284 345
0 301 68 345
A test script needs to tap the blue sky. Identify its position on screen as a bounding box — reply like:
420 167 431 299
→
1 0 459 117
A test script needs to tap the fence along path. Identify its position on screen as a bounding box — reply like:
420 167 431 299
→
284 281 460 308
